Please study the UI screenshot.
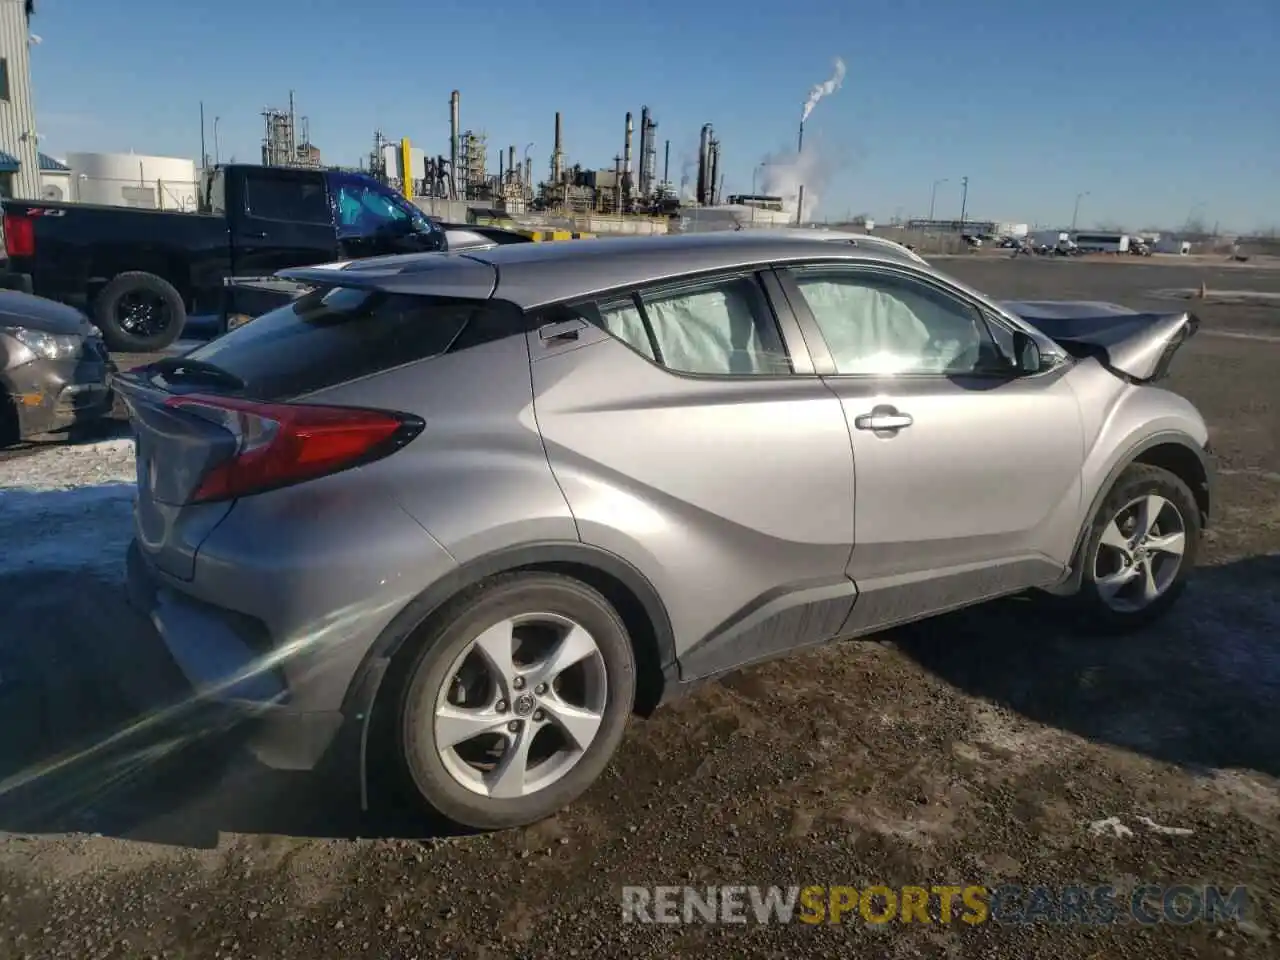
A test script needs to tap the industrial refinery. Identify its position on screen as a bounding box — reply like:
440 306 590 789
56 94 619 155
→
367 90 718 218
13 56 854 230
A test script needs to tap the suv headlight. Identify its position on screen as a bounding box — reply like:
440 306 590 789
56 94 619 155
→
5 327 84 360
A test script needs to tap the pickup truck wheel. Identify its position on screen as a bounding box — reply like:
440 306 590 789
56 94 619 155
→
94 272 187 353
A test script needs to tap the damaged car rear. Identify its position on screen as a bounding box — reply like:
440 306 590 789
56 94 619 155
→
0 289 115 444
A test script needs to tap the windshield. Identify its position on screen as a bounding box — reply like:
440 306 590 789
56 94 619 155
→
334 174 440 237
387 190 436 232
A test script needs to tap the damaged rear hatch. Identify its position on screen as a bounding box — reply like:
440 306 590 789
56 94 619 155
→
1001 300 1200 383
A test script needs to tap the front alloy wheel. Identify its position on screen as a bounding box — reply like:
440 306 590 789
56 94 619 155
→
1092 493 1187 613
1075 463 1201 631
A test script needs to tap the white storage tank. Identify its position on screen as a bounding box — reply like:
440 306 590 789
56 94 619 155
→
65 151 200 211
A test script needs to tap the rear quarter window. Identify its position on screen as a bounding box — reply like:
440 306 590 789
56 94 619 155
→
185 287 519 400
243 172 330 224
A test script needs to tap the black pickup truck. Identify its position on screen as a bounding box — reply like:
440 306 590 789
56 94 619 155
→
0 164 528 352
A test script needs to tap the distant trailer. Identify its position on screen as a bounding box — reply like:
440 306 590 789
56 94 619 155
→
1074 232 1130 254
1030 230 1069 248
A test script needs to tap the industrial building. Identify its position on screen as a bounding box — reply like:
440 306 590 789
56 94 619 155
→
0 0 40 199
387 92 681 217
905 218 1028 239
261 92 321 169
36 149 66 198
62 151 199 209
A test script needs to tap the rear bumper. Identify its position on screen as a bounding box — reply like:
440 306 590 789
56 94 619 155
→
125 539 346 771
2 351 115 439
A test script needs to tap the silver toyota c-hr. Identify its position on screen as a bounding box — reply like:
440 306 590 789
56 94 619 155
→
116 231 1213 829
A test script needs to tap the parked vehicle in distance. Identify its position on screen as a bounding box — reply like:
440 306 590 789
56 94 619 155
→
0 164 533 353
116 232 1213 831
0 289 114 443
1074 231 1132 255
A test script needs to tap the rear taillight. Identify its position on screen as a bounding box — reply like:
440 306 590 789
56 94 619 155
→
164 394 423 503
4 213 34 258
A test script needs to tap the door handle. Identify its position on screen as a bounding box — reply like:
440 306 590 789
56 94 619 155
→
854 409 914 432
243 230 268 239
539 318 587 343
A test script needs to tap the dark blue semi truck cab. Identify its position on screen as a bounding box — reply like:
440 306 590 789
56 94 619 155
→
0 164 449 352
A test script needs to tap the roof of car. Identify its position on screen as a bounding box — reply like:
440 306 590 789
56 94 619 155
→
277 231 928 309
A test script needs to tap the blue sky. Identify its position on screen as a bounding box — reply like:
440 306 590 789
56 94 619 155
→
27 0 1278 231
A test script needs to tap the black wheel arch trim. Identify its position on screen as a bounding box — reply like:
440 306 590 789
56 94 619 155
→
1050 430 1213 595
343 539 677 807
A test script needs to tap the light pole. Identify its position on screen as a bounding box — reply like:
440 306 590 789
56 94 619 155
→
958 176 969 231
1071 191 1089 232
751 162 766 223
928 177 948 221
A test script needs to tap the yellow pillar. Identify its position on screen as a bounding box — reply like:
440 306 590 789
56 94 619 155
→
400 138 413 201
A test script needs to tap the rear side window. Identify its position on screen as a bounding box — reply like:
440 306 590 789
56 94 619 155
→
573 274 791 376
243 172 329 224
184 287 504 399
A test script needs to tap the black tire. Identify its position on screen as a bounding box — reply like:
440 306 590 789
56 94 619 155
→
396 572 636 830
93 272 187 353
1069 464 1200 633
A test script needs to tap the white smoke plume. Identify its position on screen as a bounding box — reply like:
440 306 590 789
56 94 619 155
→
801 57 846 123
759 144 838 222
679 152 697 201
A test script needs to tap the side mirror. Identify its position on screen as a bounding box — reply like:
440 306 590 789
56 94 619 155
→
1013 331 1044 373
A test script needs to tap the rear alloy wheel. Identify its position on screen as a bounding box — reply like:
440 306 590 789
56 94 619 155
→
1073 464 1200 632
398 573 635 830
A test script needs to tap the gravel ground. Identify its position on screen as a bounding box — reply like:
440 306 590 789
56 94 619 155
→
0 257 1277 959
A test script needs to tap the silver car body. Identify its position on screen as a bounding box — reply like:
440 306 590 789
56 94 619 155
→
117 232 1212 778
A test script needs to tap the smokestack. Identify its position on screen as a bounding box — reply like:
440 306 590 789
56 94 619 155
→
449 90 460 200
638 106 650 196
707 137 720 206
508 145 516 184
697 124 712 205
552 111 564 183
623 113 634 176
797 115 805 155
663 139 670 188
623 112 634 205
524 157 532 192
498 149 504 185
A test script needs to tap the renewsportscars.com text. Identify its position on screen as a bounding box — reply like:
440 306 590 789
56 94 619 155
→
621 883 1249 926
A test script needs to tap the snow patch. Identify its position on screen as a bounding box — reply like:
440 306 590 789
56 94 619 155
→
1134 815 1194 837
1088 816 1133 839
0 439 137 578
